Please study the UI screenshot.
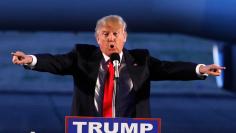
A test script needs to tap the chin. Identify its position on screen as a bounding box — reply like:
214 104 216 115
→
108 50 117 54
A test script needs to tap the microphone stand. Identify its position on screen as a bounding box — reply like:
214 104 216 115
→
110 53 120 118
112 61 119 118
112 76 119 118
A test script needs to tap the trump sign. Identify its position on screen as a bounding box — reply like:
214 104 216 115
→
65 116 161 133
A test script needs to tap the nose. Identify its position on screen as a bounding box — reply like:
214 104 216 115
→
108 34 116 41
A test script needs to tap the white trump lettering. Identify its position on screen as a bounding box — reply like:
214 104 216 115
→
140 123 153 133
121 123 138 133
72 122 87 133
71 121 155 133
104 122 118 133
88 122 102 133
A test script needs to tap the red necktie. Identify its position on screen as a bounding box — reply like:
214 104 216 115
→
103 60 114 117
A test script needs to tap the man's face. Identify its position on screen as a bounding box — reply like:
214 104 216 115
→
96 25 127 56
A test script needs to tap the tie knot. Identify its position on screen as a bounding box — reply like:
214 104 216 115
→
106 60 113 67
107 60 114 73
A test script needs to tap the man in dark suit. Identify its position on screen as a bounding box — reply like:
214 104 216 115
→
12 15 225 118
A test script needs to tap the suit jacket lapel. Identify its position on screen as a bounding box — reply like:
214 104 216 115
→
86 48 103 82
123 49 140 91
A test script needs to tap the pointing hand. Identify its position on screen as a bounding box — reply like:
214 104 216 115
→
11 51 33 65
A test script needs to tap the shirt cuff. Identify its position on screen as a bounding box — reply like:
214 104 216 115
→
196 64 208 77
26 55 37 68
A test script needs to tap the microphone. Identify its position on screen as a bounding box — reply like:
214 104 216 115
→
110 53 120 78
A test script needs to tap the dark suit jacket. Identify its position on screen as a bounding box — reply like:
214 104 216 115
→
31 44 204 117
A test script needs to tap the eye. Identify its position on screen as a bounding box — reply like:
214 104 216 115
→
113 32 118 37
103 32 109 37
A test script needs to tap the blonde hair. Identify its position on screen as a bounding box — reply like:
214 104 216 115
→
95 15 127 36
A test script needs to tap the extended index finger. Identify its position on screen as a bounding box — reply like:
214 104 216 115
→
215 66 226 70
211 64 226 70
11 51 24 57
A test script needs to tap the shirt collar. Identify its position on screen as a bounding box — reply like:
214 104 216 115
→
102 52 123 63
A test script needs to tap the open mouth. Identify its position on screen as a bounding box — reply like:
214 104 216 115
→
109 44 114 48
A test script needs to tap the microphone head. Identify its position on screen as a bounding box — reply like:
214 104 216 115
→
110 53 120 63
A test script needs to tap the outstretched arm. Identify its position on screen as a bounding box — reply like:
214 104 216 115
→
149 56 225 81
11 50 76 75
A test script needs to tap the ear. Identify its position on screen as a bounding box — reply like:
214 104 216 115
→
123 31 127 43
96 34 100 45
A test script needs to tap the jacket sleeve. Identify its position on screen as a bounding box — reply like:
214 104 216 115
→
149 56 206 81
25 48 77 75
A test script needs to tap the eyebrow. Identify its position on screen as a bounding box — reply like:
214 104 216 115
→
101 31 119 33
